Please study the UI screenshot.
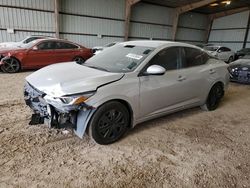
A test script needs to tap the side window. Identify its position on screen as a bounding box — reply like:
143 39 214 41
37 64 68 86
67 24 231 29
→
182 47 208 68
56 42 78 49
148 47 180 71
37 41 56 50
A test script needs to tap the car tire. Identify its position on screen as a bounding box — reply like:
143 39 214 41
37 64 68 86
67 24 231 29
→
73 56 85 64
1 57 21 73
228 56 234 63
201 83 224 111
88 101 129 145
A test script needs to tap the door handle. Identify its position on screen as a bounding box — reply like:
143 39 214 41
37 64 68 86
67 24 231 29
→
209 69 216 74
177 76 186 81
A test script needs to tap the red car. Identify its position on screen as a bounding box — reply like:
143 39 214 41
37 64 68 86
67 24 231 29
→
0 39 93 73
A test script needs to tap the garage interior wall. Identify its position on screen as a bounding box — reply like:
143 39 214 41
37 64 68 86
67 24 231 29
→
208 10 250 51
0 0 55 41
0 0 207 47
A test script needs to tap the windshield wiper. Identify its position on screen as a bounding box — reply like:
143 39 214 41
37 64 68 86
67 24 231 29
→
84 65 110 72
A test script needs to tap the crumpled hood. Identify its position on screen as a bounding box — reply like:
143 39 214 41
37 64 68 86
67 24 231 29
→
26 62 124 97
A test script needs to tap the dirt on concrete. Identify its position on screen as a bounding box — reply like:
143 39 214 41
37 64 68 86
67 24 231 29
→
0 71 250 188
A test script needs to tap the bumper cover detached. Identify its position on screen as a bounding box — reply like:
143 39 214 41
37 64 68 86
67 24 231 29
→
24 82 95 138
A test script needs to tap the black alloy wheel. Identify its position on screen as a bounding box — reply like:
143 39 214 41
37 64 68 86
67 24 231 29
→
1 58 20 73
89 101 129 145
203 84 224 111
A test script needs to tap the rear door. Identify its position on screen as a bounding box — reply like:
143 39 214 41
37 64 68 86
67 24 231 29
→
53 41 80 62
177 47 212 106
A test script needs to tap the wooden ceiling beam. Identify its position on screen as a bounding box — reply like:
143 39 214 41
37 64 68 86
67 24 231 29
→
172 0 217 41
209 6 250 20
124 0 141 41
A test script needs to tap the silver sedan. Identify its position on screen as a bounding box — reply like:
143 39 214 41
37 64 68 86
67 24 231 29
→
24 41 229 145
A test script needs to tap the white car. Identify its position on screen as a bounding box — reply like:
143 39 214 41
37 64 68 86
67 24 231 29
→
24 41 229 144
204 46 235 63
0 35 54 48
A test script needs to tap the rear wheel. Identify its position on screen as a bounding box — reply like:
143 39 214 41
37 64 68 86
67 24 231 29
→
88 101 129 145
73 56 85 64
201 83 224 111
1 57 21 73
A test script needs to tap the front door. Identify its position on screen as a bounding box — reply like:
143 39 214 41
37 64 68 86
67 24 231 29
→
139 47 188 118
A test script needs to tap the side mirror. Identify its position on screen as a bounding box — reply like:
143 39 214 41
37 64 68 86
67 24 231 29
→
32 46 38 51
145 65 166 76
217 49 222 53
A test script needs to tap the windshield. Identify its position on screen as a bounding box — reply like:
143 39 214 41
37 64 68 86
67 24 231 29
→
204 46 219 51
84 44 155 73
18 40 38 48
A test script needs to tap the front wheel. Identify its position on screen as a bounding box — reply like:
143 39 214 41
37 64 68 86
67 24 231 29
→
1 57 21 73
88 101 129 145
201 83 224 111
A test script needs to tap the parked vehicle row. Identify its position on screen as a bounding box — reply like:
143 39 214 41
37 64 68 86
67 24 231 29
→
24 41 229 144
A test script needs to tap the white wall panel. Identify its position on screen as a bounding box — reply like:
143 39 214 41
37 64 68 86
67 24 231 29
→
212 11 249 29
176 28 206 42
0 0 54 11
60 34 123 48
0 7 54 31
209 29 246 42
60 14 124 36
209 11 249 50
0 30 54 42
179 12 208 29
132 3 173 25
60 0 125 19
130 23 172 39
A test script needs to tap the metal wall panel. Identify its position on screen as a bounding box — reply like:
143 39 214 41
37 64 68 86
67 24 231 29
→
176 28 206 42
0 7 54 31
0 0 54 11
0 30 54 42
212 11 249 29
60 34 123 48
209 11 249 51
132 3 174 25
60 14 123 36
178 12 208 29
130 22 172 40
60 0 125 19
209 29 246 42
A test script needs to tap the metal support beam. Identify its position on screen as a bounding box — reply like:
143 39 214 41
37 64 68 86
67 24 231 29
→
205 17 213 43
54 0 60 38
124 0 141 41
243 11 250 48
172 0 217 40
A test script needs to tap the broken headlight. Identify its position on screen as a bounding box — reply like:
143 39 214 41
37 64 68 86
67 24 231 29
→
44 91 95 106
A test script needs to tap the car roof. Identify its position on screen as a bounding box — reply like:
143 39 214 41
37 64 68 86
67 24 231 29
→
120 40 199 49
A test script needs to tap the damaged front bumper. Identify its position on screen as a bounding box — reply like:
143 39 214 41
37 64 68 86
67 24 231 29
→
24 82 95 138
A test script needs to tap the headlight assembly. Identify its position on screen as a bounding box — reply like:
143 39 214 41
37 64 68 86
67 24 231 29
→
44 91 95 106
